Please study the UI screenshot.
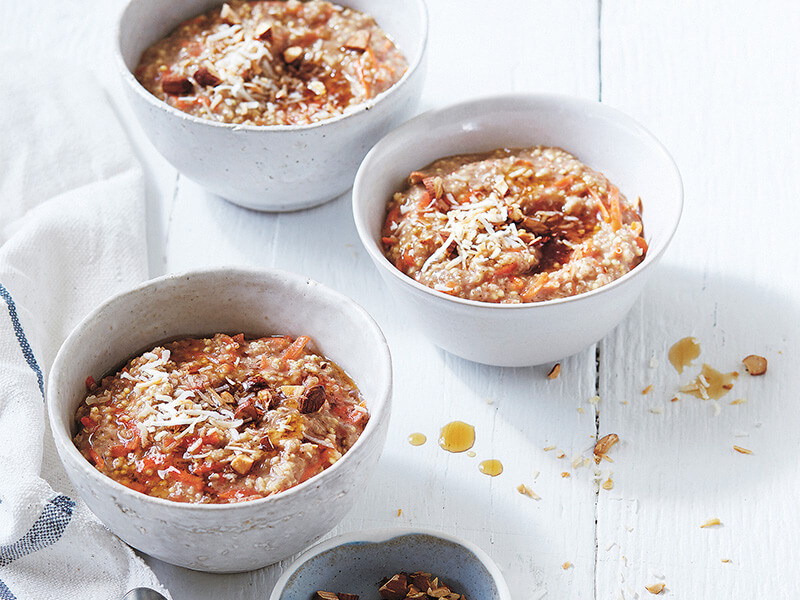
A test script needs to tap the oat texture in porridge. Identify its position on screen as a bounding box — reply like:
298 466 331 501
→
73 333 367 504
381 147 647 303
134 0 408 126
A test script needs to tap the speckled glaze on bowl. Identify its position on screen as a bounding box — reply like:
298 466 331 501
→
115 0 428 211
269 528 512 600
46 268 392 572
352 94 683 367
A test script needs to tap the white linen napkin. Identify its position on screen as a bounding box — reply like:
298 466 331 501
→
0 56 170 600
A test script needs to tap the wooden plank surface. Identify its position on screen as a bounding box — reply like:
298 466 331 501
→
597 1 800 597
4 0 800 598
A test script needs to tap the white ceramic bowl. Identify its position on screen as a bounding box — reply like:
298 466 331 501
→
115 0 428 211
46 268 392 572
269 528 512 600
353 94 683 367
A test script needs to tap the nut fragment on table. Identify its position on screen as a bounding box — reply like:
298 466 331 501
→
645 582 665 594
547 363 561 379
593 433 619 463
742 354 767 376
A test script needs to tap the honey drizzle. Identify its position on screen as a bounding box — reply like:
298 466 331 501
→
408 433 427 446
478 459 503 477
438 421 475 453
669 336 701 373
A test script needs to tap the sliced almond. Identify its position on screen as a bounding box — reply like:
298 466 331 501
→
700 517 721 528
742 354 767 376
645 583 665 594
516 483 540 500
733 445 753 455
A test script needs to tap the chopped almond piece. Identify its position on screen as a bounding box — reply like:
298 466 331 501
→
220 3 240 24
645 583 665 594
283 46 303 63
517 483 540 500
742 354 767 376
230 454 254 475
593 433 619 463
254 22 273 41
194 66 222 87
547 363 561 379
161 75 193 96
561 472 570 478
344 30 371 51
700 518 721 528
641 384 653 395
602 478 613 490
379 573 408 600
733 445 753 455
562 561 572 570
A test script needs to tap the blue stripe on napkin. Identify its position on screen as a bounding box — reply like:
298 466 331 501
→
0 283 44 399
0 495 75 568
0 495 75 598
0 578 17 600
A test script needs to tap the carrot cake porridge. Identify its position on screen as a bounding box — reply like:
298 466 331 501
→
134 0 408 125
73 333 367 504
381 147 647 303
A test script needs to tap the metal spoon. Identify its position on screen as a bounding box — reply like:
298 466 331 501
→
121 588 169 600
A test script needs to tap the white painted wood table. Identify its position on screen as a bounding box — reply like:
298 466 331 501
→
7 0 800 597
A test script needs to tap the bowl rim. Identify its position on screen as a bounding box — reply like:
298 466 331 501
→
46 266 393 512
113 0 429 133
268 526 513 600
352 92 684 311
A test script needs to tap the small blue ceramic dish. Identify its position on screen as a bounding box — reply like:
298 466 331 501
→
269 528 512 600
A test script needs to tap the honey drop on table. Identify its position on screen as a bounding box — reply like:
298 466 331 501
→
479 459 503 477
408 433 426 446
668 336 701 373
438 421 475 453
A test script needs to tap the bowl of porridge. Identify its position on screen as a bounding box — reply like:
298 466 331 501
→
115 0 428 211
47 267 392 571
353 94 682 367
